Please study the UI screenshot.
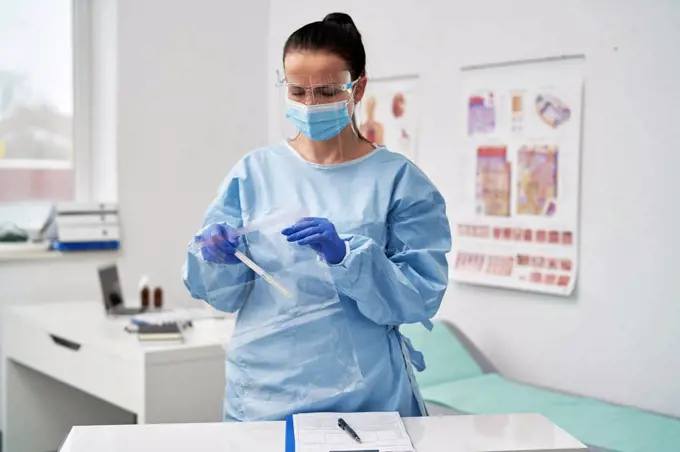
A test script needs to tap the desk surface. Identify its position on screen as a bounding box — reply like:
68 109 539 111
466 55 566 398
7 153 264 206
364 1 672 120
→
60 413 586 452
5 301 235 363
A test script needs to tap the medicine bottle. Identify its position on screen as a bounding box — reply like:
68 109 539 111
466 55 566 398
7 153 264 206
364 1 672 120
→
139 276 150 309
153 286 163 309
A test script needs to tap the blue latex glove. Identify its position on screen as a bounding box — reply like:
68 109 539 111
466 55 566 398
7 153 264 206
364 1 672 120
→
282 217 346 265
195 223 240 264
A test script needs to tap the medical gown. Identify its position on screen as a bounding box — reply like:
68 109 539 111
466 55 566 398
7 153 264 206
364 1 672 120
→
182 143 451 421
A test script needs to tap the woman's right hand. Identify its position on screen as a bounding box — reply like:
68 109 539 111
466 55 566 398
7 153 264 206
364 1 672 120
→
196 223 240 264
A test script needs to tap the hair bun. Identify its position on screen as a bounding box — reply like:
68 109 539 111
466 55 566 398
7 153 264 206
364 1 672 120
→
323 12 359 33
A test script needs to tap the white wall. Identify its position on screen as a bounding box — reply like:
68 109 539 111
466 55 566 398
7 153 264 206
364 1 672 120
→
115 0 270 303
0 0 270 420
268 0 680 417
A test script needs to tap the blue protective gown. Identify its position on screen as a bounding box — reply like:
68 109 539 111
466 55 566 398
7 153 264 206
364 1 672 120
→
182 143 451 422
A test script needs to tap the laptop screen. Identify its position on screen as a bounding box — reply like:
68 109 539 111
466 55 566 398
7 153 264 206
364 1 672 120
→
98 265 124 310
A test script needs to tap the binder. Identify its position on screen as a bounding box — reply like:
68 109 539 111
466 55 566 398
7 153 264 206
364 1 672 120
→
58 225 120 242
56 202 118 214
52 240 120 252
55 213 119 227
137 323 184 343
54 202 121 245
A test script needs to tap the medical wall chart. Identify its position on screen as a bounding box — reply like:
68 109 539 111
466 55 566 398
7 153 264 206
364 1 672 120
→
356 75 419 162
451 56 584 296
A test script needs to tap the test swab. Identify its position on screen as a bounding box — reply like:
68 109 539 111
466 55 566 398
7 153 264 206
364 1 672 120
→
190 210 307 298
193 240 292 298
233 251 292 298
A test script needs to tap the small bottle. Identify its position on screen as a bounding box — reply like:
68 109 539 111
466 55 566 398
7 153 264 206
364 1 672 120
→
139 276 150 310
153 286 163 309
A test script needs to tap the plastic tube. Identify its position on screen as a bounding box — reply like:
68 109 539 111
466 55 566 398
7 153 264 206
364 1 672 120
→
190 209 307 299
233 251 292 298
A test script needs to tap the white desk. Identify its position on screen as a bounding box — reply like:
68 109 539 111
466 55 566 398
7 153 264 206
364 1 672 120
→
2 301 233 452
59 413 586 452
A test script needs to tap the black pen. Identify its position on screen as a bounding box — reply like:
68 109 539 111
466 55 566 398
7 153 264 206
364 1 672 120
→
337 417 362 444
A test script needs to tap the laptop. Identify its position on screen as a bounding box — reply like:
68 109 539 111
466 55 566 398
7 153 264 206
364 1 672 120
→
98 264 147 316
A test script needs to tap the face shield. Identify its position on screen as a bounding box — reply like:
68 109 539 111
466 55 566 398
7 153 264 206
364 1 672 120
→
276 69 361 142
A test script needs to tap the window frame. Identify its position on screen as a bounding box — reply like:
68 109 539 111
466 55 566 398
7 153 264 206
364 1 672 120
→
72 0 93 202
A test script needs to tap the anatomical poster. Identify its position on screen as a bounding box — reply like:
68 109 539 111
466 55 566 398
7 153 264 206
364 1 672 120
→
356 75 419 162
451 56 584 296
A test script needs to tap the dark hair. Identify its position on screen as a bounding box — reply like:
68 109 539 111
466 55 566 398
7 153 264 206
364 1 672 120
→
283 12 366 80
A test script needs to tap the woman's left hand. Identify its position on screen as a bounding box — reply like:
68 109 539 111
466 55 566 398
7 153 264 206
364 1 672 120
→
282 217 346 265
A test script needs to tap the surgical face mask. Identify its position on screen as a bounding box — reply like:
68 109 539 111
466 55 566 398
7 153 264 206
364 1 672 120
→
285 99 352 141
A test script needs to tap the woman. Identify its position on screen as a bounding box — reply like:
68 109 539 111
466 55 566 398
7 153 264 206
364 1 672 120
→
182 12 451 422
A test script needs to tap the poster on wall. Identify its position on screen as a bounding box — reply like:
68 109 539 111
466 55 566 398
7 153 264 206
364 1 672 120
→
356 75 419 162
451 56 584 296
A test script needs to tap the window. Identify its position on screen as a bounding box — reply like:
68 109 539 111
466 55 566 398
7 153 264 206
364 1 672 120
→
0 0 78 202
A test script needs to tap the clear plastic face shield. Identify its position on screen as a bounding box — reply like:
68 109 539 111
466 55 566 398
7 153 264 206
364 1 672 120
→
189 209 365 421
276 69 361 142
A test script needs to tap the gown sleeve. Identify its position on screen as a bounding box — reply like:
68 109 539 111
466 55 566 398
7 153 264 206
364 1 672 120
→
181 163 254 313
329 164 451 329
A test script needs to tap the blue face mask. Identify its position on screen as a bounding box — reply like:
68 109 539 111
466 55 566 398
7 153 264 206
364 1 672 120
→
285 99 352 141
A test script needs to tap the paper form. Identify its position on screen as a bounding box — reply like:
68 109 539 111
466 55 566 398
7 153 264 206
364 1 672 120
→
293 412 415 452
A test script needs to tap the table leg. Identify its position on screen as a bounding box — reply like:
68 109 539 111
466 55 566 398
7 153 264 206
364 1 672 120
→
141 356 225 424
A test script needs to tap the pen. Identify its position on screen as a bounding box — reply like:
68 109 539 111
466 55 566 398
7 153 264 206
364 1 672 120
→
337 417 362 444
